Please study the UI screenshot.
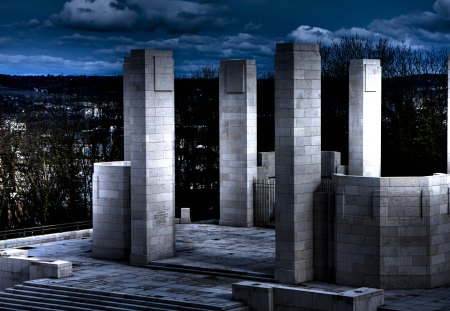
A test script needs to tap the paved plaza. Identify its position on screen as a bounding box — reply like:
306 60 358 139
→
2 224 449 310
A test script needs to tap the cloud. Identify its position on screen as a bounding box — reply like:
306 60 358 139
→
434 0 450 19
128 0 234 33
50 0 234 33
288 26 334 44
51 0 138 31
0 19 41 29
54 33 134 47
92 32 275 75
0 37 11 45
288 0 450 47
0 53 121 75
244 22 262 32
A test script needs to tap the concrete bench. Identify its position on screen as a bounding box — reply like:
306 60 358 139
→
0 249 72 290
232 281 384 311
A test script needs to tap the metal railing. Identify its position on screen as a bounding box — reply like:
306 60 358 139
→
0 220 92 240
253 178 275 228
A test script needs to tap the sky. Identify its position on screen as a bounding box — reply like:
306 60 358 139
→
0 0 448 76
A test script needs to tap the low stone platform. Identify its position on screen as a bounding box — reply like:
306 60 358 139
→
0 224 449 310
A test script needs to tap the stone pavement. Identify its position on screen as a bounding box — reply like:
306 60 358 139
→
7 223 450 310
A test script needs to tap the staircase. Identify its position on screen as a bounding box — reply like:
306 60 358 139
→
0 281 249 311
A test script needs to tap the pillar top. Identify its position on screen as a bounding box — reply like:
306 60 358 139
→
276 43 319 52
350 59 380 66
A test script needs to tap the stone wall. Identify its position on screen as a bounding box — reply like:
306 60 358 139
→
333 174 450 289
92 161 131 260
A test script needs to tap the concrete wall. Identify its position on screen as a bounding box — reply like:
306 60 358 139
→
123 50 175 265
92 161 131 260
333 174 450 289
219 60 257 227
274 43 321 284
348 59 381 177
257 151 275 181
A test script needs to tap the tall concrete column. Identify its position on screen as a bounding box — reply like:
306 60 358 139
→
348 59 382 177
123 50 175 265
447 54 450 173
219 60 257 227
274 43 321 284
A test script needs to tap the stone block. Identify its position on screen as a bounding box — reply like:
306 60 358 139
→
30 260 72 279
180 208 191 224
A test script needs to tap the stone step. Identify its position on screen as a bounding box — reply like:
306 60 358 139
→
146 261 275 283
21 281 248 311
0 293 96 311
0 300 58 311
5 287 160 311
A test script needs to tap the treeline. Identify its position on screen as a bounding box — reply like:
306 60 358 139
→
0 77 123 229
0 37 447 228
321 37 448 175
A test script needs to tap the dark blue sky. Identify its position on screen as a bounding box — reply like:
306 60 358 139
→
0 0 447 76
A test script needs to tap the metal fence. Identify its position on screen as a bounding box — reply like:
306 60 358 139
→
0 220 92 240
253 178 275 228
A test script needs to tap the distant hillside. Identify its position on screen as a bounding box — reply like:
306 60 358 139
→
0 75 123 101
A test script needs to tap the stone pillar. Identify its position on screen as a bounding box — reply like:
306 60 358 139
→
447 54 450 173
92 161 130 260
219 60 257 227
348 59 382 177
274 43 321 284
123 50 175 265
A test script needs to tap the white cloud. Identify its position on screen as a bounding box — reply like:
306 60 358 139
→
51 0 138 31
288 26 334 44
288 0 450 47
0 53 121 75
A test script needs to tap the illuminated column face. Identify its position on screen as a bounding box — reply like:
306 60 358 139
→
219 60 257 227
123 50 175 265
274 43 321 284
348 59 382 177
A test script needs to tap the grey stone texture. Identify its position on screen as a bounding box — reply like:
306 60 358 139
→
180 207 191 224
232 281 384 311
219 59 257 227
274 43 321 284
123 50 175 265
92 161 131 260
348 59 382 177
257 151 275 181
321 151 342 178
0 249 72 290
332 174 450 289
